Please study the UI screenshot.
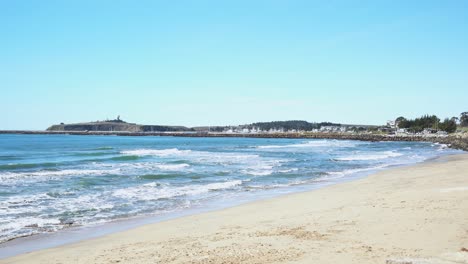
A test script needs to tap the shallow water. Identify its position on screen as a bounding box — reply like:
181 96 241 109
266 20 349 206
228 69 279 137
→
0 134 461 243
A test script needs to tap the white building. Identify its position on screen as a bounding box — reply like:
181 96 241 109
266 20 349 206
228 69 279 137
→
387 120 396 128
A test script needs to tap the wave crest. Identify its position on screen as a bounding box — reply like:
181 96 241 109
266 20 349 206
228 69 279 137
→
120 148 191 157
336 151 403 161
112 180 243 201
257 139 360 150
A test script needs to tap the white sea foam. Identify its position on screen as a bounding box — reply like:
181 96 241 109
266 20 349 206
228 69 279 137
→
336 151 403 161
433 143 449 151
1 162 190 185
242 168 274 176
0 193 52 212
0 192 114 216
240 163 293 176
96 162 191 171
0 192 116 242
119 149 283 177
121 148 192 156
246 179 310 190
278 168 299 173
120 148 260 165
193 153 261 165
154 163 190 170
0 216 62 242
323 165 389 181
0 217 61 232
240 159 290 176
112 180 243 201
257 139 360 150
0 169 120 179
2 137 460 244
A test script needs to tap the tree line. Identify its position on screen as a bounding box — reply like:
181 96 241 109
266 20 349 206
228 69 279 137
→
396 112 468 133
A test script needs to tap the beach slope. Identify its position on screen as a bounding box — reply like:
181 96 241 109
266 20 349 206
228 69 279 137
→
2 154 468 264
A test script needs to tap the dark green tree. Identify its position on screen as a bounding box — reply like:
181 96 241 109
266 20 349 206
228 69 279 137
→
394 114 441 132
395 116 408 128
460 112 468 127
439 118 457 133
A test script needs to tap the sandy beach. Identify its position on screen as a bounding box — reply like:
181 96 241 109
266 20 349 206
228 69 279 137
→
2 154 468 264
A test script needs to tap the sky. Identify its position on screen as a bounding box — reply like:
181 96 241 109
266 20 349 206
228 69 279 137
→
1 0 467 130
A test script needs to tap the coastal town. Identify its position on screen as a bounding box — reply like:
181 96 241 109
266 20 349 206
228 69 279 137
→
40 112 467 136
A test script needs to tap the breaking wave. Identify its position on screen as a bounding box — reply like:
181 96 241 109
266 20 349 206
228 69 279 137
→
112 180 243 201
256 139 361 150
0 169 121 183
335 151 403 161
0 135 460 244
120 148 192 157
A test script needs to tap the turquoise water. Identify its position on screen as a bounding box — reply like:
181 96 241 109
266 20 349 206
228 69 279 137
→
0 134 461 242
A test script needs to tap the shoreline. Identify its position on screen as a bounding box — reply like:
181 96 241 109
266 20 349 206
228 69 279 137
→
1 131 467 151
2 153 467 263
0 150 417 259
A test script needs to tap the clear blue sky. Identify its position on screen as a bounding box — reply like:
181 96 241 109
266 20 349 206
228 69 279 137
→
1 0 467 130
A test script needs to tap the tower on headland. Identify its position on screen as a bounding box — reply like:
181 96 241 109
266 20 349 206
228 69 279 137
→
109 115 124 123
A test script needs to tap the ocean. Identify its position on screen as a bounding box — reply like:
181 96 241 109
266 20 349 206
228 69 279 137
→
0 134 461 244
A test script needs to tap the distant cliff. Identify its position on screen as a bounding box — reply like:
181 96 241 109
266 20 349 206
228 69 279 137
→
46 121 192 132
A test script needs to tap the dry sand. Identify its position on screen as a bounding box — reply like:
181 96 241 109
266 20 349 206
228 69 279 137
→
2 154 468 264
